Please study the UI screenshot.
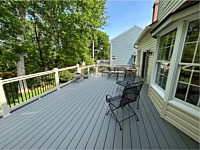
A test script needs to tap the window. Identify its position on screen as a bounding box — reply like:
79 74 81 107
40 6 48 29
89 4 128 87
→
175 20 200 107
155 29 177 90
112 56 116 60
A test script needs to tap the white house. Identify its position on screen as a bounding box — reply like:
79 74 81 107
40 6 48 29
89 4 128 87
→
110 25 143 66
135 0 200 143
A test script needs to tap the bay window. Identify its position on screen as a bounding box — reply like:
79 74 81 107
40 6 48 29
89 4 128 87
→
175 19 200 107
155 29 177 90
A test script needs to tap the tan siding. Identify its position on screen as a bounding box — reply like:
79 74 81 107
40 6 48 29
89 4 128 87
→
165 103 199 143
149 86 163 114
157 0 186 22
137 34 157 84
149 85 200 143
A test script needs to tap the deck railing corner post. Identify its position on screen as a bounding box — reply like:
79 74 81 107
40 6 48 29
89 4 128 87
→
87 66 90 76
76 64 81 73
0 78 10 117
53 68 60 90
95 65 98 75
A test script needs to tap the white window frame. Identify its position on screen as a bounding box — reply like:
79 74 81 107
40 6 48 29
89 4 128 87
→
151 12 200 111
151 22 179 96
173 18 200 108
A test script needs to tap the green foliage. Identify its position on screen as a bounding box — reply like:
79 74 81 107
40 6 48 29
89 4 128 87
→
0 0 109 77
59 70 73 83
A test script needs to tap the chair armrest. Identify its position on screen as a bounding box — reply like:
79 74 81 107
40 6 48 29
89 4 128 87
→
106 94 113 102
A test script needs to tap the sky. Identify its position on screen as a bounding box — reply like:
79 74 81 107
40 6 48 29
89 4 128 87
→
101 0 155 40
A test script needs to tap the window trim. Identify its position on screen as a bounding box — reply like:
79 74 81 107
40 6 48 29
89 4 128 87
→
151 14 200 108
173 19 200 107
153 27 178 93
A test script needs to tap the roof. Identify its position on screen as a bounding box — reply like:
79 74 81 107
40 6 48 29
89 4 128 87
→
134 26 151 45
111 25 143 41
151 0 199 34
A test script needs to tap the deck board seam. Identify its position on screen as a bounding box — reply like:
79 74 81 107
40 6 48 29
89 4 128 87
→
66 81 113 149
77 81 115 149
52 80 109 149
10 81 97 149
141 91 184 149
45 80 106 149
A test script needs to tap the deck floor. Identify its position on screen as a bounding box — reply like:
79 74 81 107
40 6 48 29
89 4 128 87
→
0 76 199 150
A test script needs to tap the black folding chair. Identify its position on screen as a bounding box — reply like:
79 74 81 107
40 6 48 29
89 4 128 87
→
106 80 144 130
116 72 136 89
115 67 126 80
107 67 116 79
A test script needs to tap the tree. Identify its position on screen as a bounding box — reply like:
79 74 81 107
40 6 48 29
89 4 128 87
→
0 0 109 78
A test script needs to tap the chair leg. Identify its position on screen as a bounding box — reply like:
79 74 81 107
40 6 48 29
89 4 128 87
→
127 104 139 121
137 95 140 109
108 105 122 130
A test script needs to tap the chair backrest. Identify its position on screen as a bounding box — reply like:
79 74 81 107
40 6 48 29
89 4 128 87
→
125 73 136 84
120 80 144 107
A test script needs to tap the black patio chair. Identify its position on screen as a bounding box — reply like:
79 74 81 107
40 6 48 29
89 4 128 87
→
107 66 116 79
116 72 136 89
115 67 126 80
106 80 144 130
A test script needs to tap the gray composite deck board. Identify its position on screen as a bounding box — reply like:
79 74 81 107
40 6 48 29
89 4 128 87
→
0 76 199 150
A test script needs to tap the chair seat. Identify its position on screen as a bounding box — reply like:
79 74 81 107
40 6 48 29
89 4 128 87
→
106 95 121 108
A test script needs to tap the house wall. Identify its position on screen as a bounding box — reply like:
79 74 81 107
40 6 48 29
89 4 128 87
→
148 4 200 143
137 33 157 84
111 26 143 66
165 102 199 142
157 0 186 21
137 0 200 143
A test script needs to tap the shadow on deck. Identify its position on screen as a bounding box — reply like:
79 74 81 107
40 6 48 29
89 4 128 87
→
0 76 199 149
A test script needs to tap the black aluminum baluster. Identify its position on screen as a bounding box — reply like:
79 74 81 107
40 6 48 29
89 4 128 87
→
46 74 50 91
38 76 42 94
18 81 25 102
41 75 46 93
39 76 44 94
13 81 20 104
45 74 50 91
34 77 38 96
8 83 15 106
30 78 36 97
21 80 28 101
3 84 11 108
51 73 55 88
26 78 31 100
49 74 53 89
52 74 56 87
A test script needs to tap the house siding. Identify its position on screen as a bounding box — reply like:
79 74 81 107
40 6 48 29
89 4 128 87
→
111 26 143 66
165 103 199 142
157 0 186 22
137 33 157 84
136 1 200 143
149 86 163 113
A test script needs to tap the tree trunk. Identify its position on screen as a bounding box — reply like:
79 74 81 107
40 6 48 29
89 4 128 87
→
17 5 28 92
17 53 28 92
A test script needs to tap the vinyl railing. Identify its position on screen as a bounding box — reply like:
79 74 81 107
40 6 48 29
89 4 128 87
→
0 64 96 117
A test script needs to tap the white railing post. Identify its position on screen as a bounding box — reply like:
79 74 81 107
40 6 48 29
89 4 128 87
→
53 68 60 90
76 64 81 73
87 66 90 76
95 65 98 75
0 78 10 117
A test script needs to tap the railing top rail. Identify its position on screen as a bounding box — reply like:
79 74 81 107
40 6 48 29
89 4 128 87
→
97 64 110 67
58 65 77 72
2 70 55 84
80 65 95 70
2 64 95 85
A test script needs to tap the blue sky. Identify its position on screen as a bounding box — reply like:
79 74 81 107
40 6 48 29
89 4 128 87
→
101 0 155 40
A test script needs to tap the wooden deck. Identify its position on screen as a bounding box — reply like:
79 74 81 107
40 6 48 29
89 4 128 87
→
0 76 199 149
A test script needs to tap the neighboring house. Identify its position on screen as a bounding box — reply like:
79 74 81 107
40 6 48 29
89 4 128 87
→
110 25 143 66
135 0 199 143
